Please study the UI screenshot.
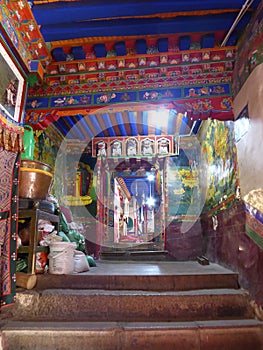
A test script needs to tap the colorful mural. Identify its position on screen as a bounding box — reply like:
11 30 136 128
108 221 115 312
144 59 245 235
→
200 119 238 216
166 137 201 222
26 84 233 115
33 129 58 166
232 2 263 97
25 46 235 128
0 2 50 70
39 47 235 96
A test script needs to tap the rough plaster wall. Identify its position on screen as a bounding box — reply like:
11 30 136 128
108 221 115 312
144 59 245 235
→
233 64 263 198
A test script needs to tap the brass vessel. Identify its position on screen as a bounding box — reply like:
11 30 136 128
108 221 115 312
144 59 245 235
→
19 160 53 199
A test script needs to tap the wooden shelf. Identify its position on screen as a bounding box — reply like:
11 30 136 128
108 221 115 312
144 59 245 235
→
18 246 49 254
18 208 60 274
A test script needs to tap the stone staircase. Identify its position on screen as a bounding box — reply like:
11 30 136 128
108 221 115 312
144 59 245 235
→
99 242 171 261
1 261 263 350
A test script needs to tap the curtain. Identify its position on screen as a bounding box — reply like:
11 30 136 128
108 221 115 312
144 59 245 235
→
0 149 19 308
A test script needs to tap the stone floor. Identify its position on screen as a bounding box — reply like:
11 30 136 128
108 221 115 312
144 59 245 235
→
34 259 240 292
77 259 236 276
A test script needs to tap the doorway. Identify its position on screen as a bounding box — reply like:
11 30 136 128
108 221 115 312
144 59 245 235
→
96 157 166 253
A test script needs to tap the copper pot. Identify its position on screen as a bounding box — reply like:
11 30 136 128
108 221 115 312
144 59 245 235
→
19 160 53 199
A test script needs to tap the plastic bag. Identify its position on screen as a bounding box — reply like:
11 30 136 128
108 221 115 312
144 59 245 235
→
74 250 90 273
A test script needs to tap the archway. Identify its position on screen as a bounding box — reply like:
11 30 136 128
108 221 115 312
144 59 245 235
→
48 104 203 259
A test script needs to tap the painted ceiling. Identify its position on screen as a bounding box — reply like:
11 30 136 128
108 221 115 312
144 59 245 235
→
31 0 259 45
26 0 260 141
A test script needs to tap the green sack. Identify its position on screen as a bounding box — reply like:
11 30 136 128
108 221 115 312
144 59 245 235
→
59 211 70 234
58 231 71 242
86 255 96 267
66 229 85 252
21 125 35 160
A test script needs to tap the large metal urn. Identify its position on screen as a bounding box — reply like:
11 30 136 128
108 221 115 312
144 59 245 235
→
19 160 53 199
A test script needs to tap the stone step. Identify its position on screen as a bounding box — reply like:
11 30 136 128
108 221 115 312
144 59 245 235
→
1 319 263 350
101 242 164 251
34 262 239 292
10 288 254 322
100 250 174 261
35 272 239 292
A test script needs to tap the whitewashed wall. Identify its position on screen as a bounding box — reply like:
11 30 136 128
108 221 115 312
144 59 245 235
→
233 63 263 203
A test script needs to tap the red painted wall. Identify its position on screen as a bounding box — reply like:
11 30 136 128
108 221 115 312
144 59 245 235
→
201 200 263 305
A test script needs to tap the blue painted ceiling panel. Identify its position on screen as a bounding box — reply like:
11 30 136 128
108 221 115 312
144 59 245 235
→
51 110 202 141
141 111 149 136
101 113 116 137
31 0 260 43
128 112 138 136
115 112 128 137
